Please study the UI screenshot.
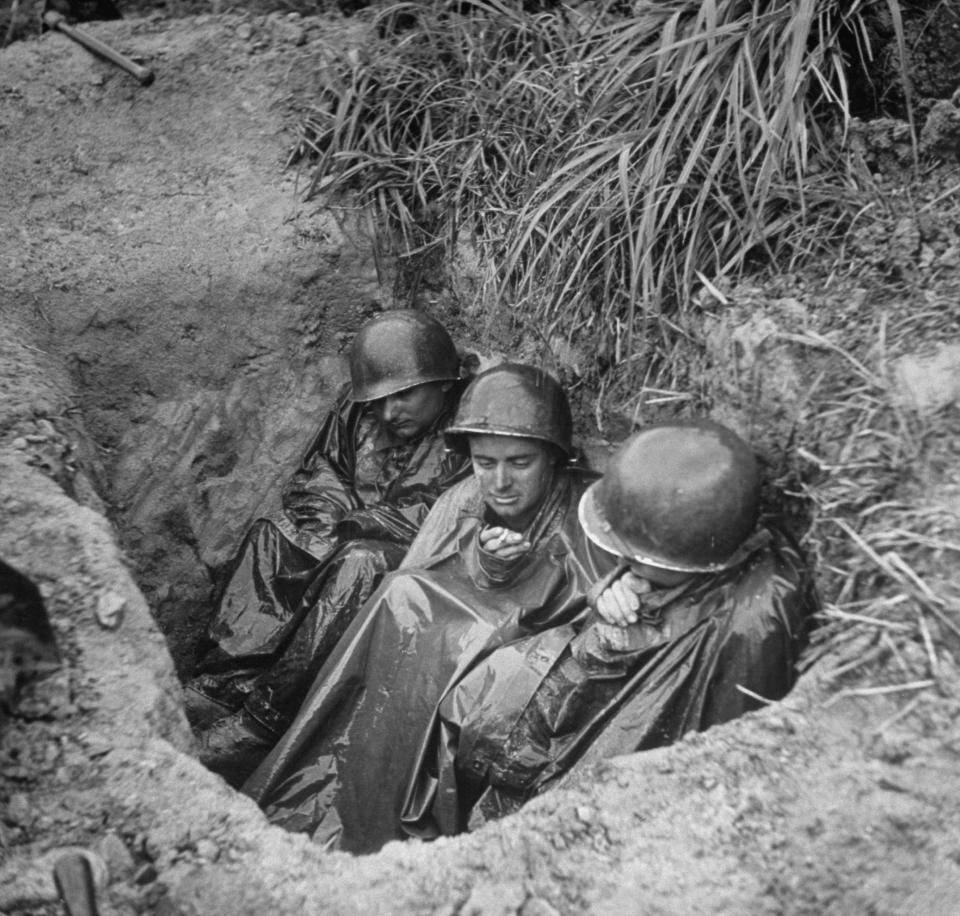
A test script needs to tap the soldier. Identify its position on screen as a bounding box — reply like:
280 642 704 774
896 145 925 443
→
184 310 472 786
244 363 603 853
436 420 819 832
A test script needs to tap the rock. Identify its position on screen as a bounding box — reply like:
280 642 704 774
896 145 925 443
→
920 97 960 161
236 23 254 40
5 792 33 826
95 591 126 630
893 343 960 414
96 832 135 878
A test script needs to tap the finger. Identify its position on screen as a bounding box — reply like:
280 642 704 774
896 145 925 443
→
611 579 640 621
492 541 530 560
623 572 652 596
480 526 504 545
597 590 630 627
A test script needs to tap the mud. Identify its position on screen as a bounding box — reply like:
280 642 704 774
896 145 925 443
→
2 11 960 916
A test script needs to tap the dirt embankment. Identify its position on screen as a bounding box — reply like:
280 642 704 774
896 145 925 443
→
2 11 960 916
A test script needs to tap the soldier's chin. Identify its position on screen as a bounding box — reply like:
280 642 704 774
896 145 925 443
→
485 497 524 525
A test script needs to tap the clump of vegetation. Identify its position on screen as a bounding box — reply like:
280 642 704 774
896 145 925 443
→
295 0 960 714
293 0 911 382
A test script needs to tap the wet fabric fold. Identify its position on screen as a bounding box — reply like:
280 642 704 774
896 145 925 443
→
243 469 606 853
185 386 470 743
447 529 818 829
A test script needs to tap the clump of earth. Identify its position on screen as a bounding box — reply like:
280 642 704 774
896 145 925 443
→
2 6 960 916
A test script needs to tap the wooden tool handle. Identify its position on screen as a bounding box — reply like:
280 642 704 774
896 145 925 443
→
43 11 155 86
53 852 101 916
586 559 631 612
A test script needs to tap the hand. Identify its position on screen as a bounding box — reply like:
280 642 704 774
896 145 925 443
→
595 571 652 627
479 526 531 560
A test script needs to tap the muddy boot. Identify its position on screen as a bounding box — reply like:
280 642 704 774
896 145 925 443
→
197 709 277 788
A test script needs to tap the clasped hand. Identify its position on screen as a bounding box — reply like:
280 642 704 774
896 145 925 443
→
479 526 531 561
595 570 652 627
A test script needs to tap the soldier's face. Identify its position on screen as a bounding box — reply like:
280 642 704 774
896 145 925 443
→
376 381 450 440
469 434 555 530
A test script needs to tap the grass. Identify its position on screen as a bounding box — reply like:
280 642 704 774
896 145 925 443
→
786 264 960 725
292 0 911 387
290 0 960 719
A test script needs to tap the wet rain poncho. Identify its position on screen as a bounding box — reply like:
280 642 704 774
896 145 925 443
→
185 386 469 739
243 468 605 853
437 527 818 831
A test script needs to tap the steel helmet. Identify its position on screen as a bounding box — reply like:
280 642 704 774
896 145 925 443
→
349 310 460 402
579 420 760 572
445 362 574 456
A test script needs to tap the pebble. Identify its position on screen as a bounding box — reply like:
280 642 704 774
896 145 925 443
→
95 591 126 630
236 23 254 40
12 436 28 449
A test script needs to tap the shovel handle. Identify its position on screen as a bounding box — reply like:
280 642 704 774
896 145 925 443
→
586 559 631 612
53 852 102 916
43 10 154 86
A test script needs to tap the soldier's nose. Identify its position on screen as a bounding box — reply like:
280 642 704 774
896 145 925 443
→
382 396 400 422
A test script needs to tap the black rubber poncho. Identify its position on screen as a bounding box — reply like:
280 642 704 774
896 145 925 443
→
185 387 469 744
243 469 606 853
440 527 818 830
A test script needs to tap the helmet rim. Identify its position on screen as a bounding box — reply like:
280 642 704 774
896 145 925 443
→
352 373 458 403
578 484 746 574
444 362 574 456
445 424 571 454
578 421 760 573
